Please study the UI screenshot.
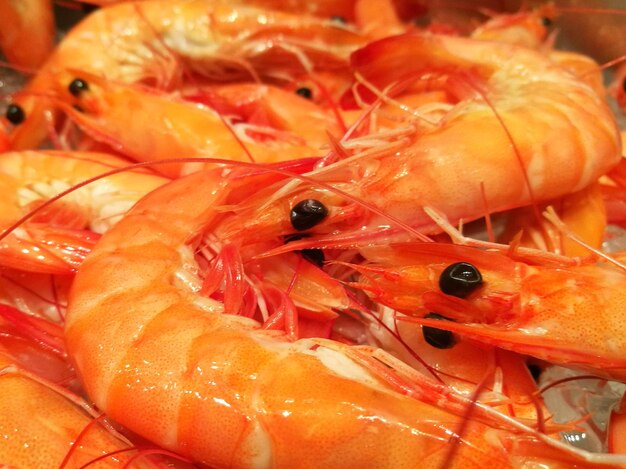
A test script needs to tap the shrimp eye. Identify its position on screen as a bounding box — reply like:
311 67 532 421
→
439 262 483 298
422 313 456 349
330 15 347 24
541 16 552 27
68 78 89 97
5 104 25 125
290 199 328 231
295 87 313 100
301 248 325 267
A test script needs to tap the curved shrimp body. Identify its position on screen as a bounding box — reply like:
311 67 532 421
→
353 242 626 381
0 150 168 274
55 72 329 178
0 312 150 468
3 0 363 150
64 168 624 468
214 34 621 248
217 33 621 249
0 0 54 69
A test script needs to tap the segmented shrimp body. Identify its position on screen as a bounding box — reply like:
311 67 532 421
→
0 151 167 273
216 33 621 250
3 0 363 149
65 168 625 468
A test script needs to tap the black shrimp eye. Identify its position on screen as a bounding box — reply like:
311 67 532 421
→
330 15 347 24
68 78 89 97
5 104 25 125
541 16 552 27
290 199 328 231
439 262 483 298
301 248 325 268
295 87 313 100
422 313 456 349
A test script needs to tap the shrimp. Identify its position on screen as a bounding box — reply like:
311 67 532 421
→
0 150 168 273
2 0 364 150
0 0 55 69
215 33 621 251
64 167 626 468
350 234 626 382
52 71 333 178
0 307 163 468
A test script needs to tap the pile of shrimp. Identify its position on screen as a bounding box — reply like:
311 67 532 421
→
1 0 626 467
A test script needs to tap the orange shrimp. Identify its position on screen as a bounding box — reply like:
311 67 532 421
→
0 150 167 273
215 33 621 251
350 233 626 382
64 167 626 468
0 0 54 69
52 71 335 178
2 0 364 150
0 307 164 468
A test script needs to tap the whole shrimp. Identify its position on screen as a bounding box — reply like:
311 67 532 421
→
64 167 626 468
52 71 337 178
0 150 167 273
215 33 621 251
1 0 364 150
